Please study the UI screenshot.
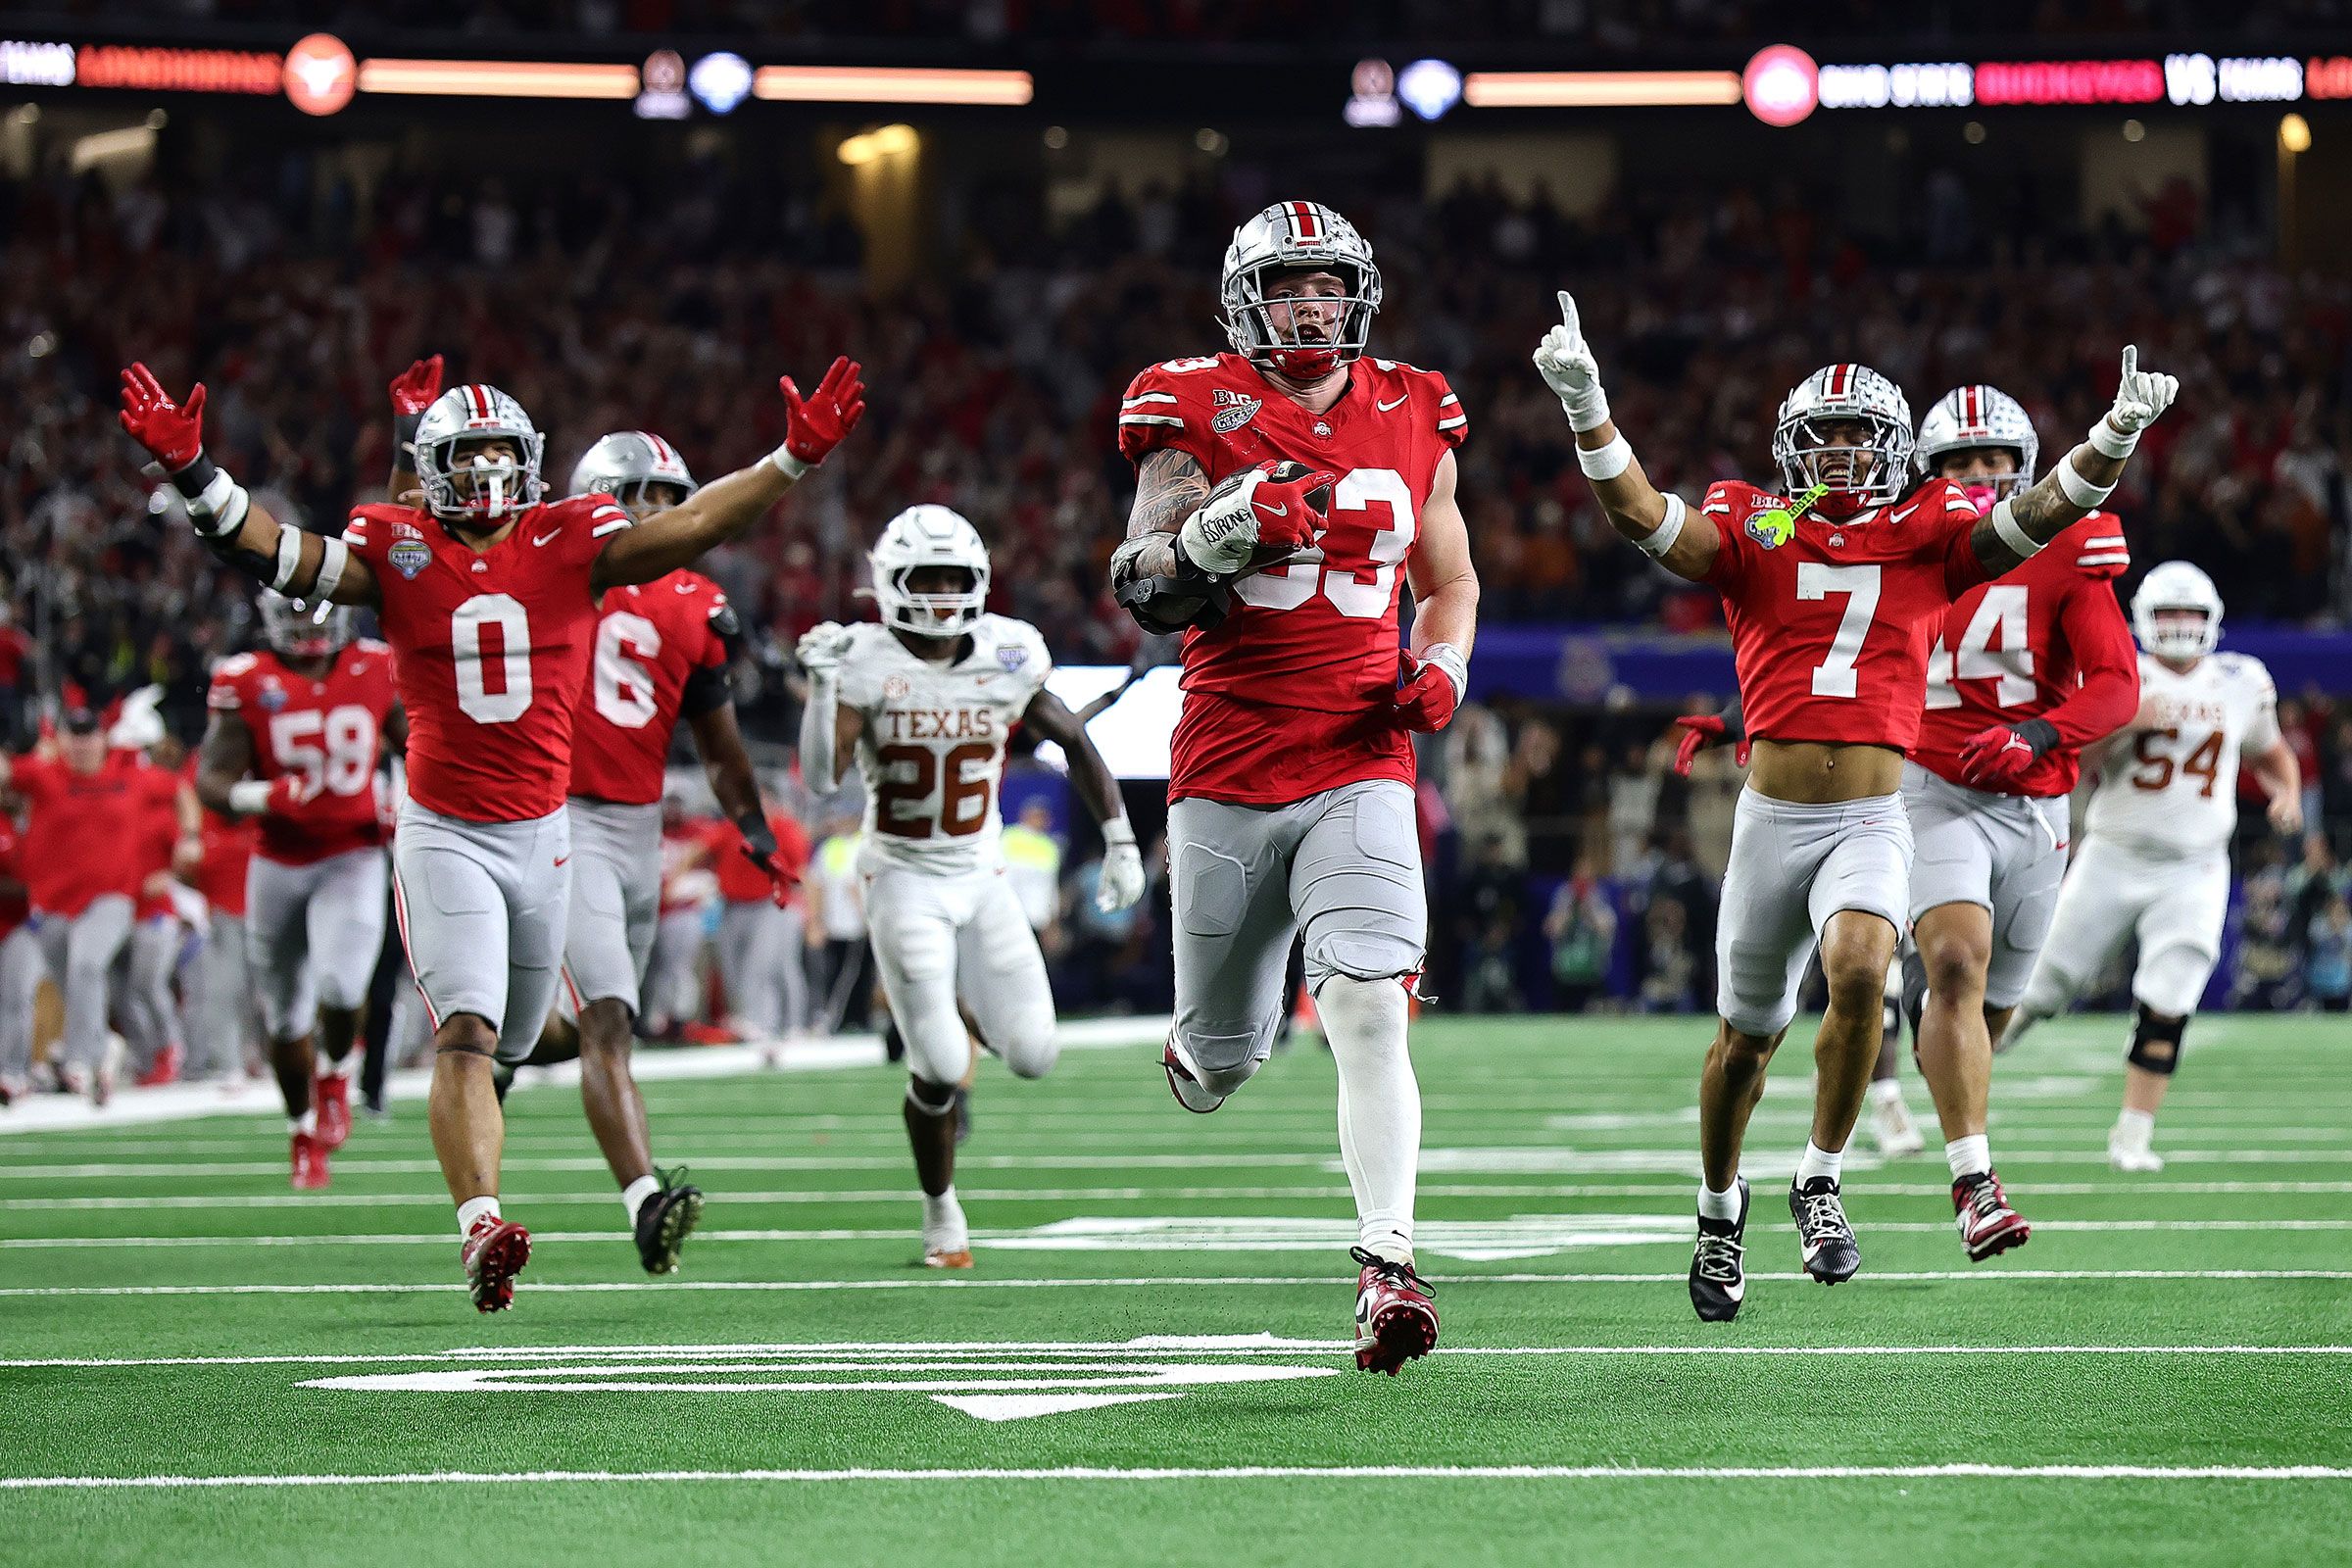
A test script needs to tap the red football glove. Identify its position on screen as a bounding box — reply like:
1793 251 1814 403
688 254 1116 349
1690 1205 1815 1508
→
387 355 444 417
1247 462 1338 556
1957 723 2043 790
738 821 801 907
118 363 207 470
1393 646 1465 733
265 774 313 814
1671 713 1749 776
778 356 867 467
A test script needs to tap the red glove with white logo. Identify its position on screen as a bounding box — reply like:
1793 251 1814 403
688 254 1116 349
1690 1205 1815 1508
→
772 356 867 474
1177 461 1336 576
1957 720 2056 791
118 363 207 470
1394 644 1467 733
1671 712 1749 776
387 355 444 417
266 774 313 814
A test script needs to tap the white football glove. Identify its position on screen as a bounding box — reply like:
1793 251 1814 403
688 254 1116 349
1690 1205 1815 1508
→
796 620 853 679
1096 819 1146 913
2092 345 2180 456
1532 289 1612 432
1175 469 1272 577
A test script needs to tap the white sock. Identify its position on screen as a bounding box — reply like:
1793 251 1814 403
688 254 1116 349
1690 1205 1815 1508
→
289 1109 317 1137
456 1196 501 1238
316 1052 349 1082
2114 1108 2156 1149
1868 1078 1907 1109
622 1174 661 1225
1945 1134 1991 1181
922 1188 967 1249
1317 975 1419 1263
1795 1141 1844 1185
1697 1182 1742 1222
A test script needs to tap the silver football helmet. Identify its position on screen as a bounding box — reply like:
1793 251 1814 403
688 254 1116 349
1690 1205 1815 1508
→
568 430 698 520
1916 384 2039 505
1219 200 1383 381
2132 560 2224 662
413 382 546 527
260 592 354 661
869 505 990 639
1772 364 1915 509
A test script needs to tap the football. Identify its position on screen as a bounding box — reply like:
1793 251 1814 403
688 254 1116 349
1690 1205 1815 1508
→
1205 459 1333 578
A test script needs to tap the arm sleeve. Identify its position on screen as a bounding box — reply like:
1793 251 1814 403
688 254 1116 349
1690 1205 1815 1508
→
1697 481 1752 590
1114 366 1215 470
2038 583 2142 751
1937 482 2002 595
678 591 738 717
1429 369 1468 450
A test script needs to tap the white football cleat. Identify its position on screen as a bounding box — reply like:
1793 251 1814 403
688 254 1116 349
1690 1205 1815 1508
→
1869 1089 1926 1159
921 1190 971 1269
2107 1136 2165 1174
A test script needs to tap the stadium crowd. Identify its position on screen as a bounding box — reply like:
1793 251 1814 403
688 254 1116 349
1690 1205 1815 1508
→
2 139 2349 1098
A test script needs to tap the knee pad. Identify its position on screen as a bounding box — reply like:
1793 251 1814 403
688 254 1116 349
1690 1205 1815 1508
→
906 1075 958 1115
1303 930 1422 988
1174 1026 1270 1100
2125 1005 2186 1076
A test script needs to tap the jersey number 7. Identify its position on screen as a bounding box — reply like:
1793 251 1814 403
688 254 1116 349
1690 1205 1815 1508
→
1795 563 1882 700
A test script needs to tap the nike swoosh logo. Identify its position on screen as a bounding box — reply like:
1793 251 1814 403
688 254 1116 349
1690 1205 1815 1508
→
1378 395 1407 412
1890 504 1920 523
532 530 561 547
1260 503 1287 516
554 856 569 867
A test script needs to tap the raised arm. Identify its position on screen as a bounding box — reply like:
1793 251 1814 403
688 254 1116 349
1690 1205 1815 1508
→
794 622 861 791
1019 687 1144 913
119 364 378 609
1970 348 2180 576
1532 291 1719 583
591 358 864 594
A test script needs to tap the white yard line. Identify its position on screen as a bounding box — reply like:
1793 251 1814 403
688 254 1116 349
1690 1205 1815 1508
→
3 1268 2345 1298
3 1463 2348 1490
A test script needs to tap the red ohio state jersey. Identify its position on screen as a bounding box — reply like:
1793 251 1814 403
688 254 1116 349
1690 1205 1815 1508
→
1702 476 1991 754
1116 352 1466 804
568 569 733 807
343 495 630 822
1914 514 2139 797
208 639 399 864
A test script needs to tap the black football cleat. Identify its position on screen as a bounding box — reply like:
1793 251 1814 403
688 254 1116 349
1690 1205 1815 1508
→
633 1165 706 1276
1690 1177 1749 1322
1789 1175 1861 1284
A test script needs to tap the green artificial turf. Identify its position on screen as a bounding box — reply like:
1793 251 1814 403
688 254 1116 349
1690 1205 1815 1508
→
1 1012 2345 1567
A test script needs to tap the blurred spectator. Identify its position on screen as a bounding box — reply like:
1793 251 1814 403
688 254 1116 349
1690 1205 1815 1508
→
1544 858 1616 1013
2309 895 2352 1013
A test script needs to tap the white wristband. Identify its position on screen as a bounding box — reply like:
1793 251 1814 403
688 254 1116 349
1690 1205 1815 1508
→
1988 497 2043 560
2056 459 2115 510
270 526 306 592
227 780 272 815
2088 418 2138 461
1420 641 1469 704
1636 493 1686 560
1577 434 1634 482
188 469 250 539
1102 815 1136 848
312 536 350 601
766 446 810 480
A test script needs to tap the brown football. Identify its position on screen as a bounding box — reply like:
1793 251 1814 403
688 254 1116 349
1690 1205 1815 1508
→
1210 460 1332 579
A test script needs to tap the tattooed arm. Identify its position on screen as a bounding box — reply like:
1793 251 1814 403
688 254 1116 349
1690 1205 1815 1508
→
1970 346 2180 577
1110 448 1212 588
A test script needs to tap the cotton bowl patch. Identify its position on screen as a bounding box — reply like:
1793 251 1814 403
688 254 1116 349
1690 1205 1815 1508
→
997 646 1028 672
389 539 432 579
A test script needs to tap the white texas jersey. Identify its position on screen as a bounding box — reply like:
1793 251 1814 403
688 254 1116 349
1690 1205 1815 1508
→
837 614 1054 875
2082 652 2279 858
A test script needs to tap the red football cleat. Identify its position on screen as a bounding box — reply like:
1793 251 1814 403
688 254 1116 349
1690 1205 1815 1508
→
1351 1248 1439 1375
135 1042 183 1089
680 1021 740 1046
1953 1170 2032 1261
1161 1040 1225 1114
314 1073 352 1152
461 1214 532 1313
290 1131 330 1190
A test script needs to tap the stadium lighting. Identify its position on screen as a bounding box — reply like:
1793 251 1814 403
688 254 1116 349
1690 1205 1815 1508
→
2280 112 2312 153
690 51 753 115
1463 69 1741 109
354 58 640 100
837 122 918 165
754 66 1030 105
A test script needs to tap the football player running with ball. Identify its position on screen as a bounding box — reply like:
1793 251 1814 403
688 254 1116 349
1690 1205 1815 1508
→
1894 385 2140 1259
1109 201 1478 1375
1998 563 2301 1171
1534 293 2176 1321
798 507 1143 1270
121 354 864 1310
196 595 403 1190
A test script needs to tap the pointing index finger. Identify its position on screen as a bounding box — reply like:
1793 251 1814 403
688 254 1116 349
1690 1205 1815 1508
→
1556 290 1580 335
2120 344 2137 383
